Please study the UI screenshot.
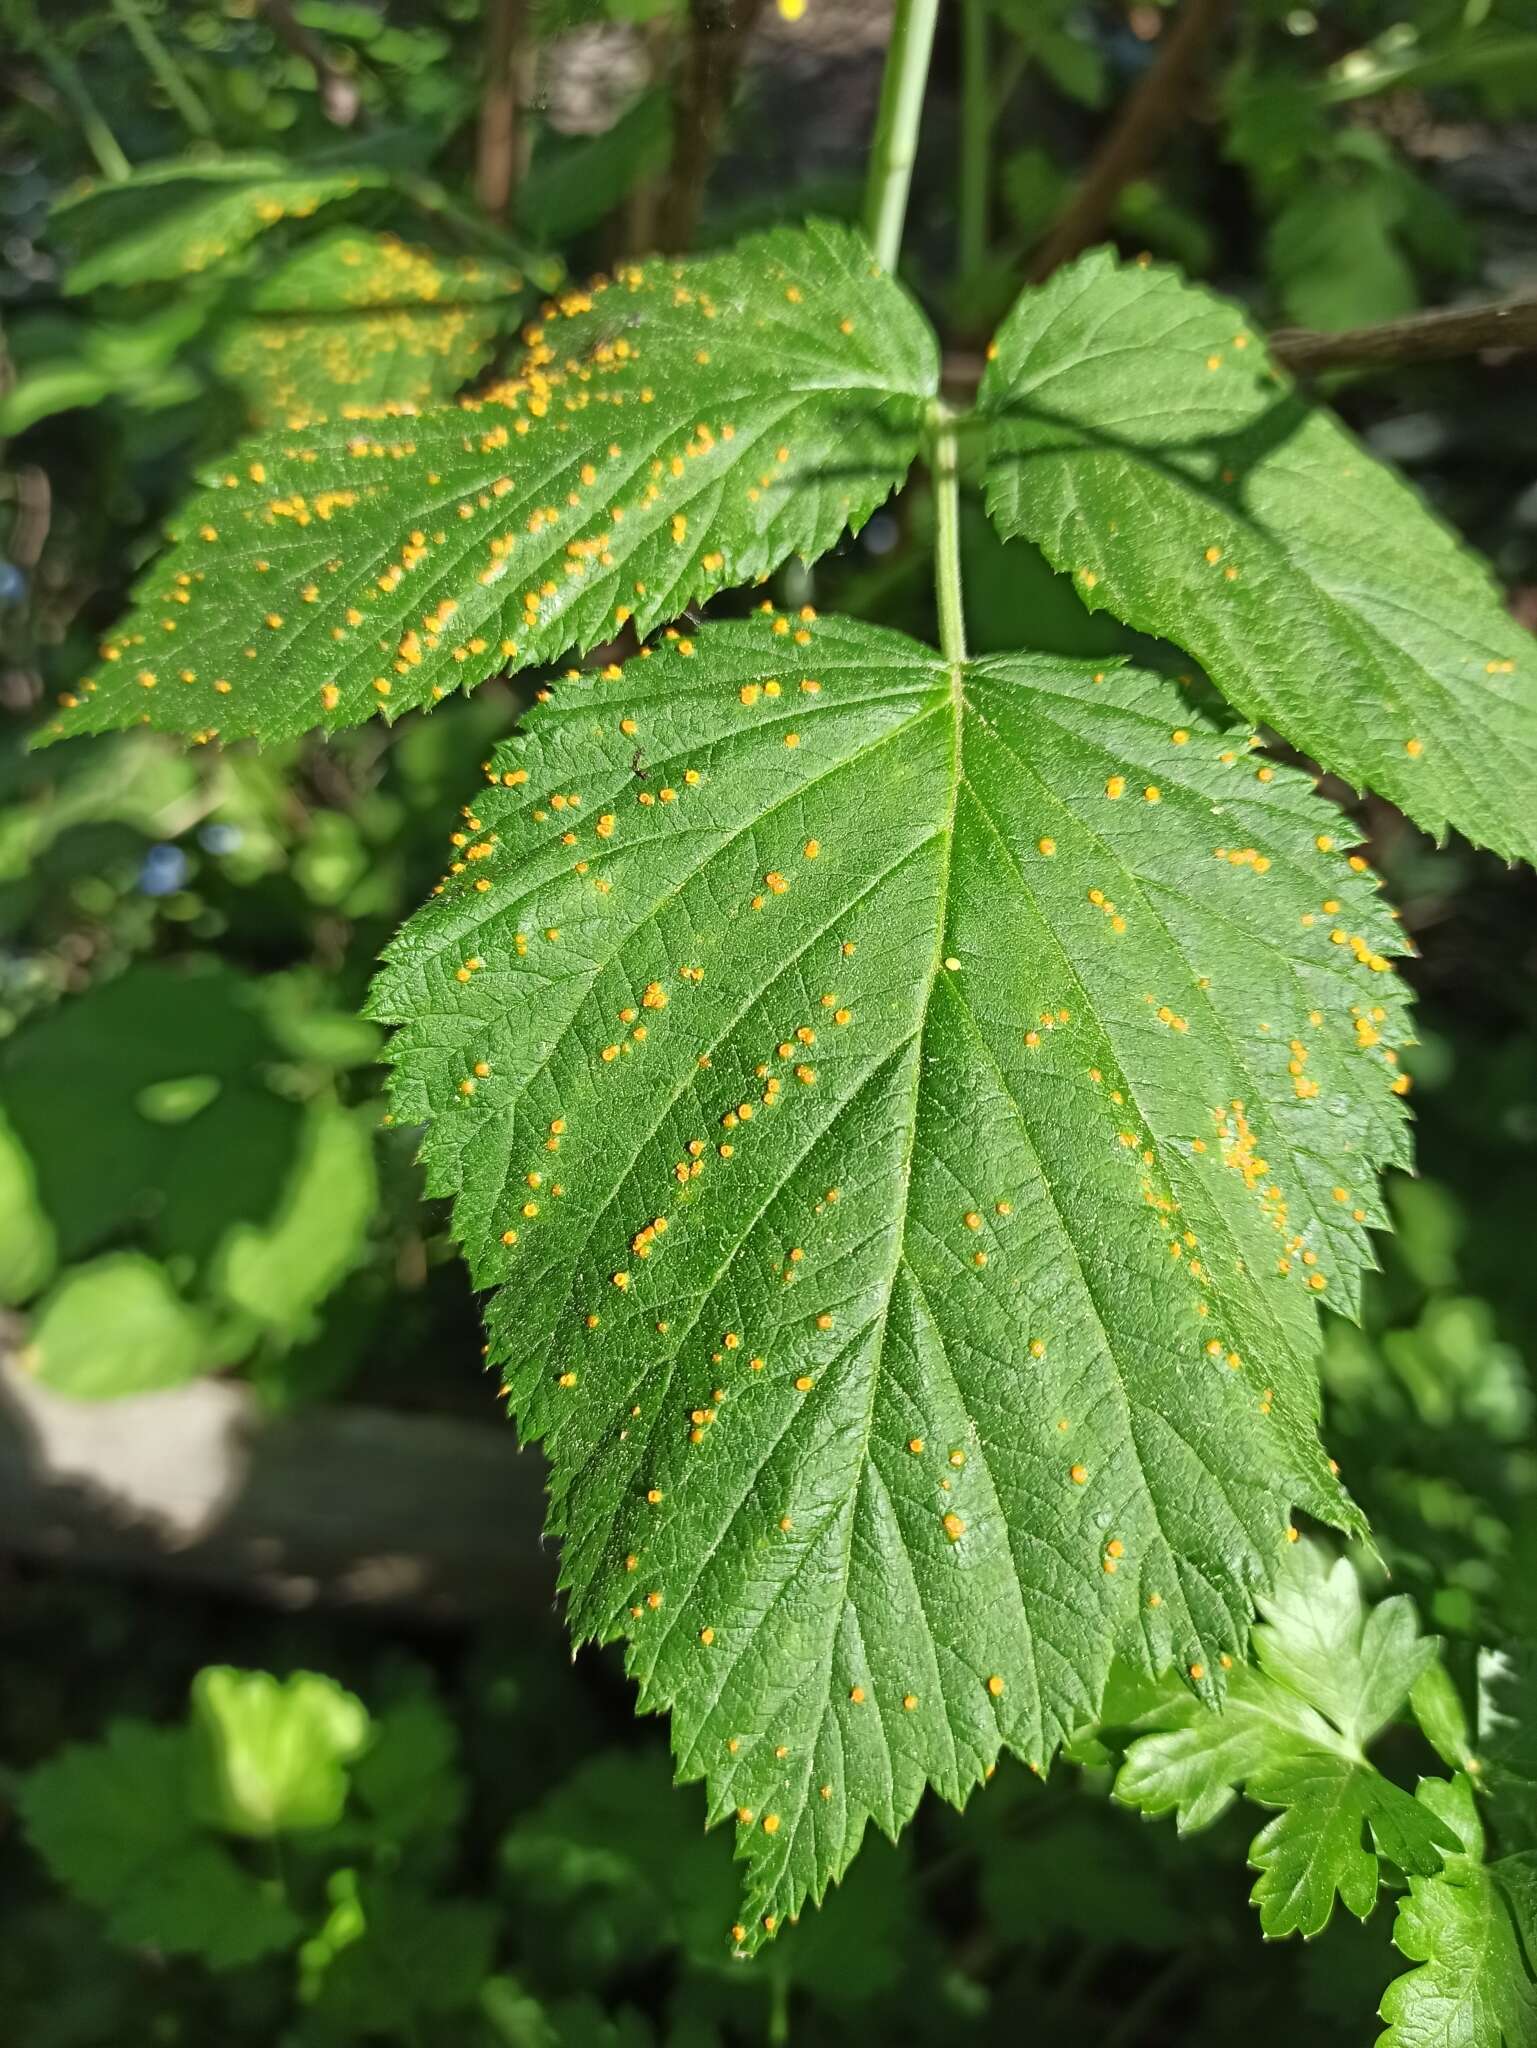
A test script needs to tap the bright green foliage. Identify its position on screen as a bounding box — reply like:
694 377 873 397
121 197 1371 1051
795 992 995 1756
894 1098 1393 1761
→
19 1719 303 1968
54 156 390 296
0 965 380 1387
1116 1542 1456 1936
0 1106 56 1304
188 1666 371 1836
39 223 935 748
22 1250 221 1399
979 250 1537 863
370 609 1427 1944
1379 1775 1537 2047
217 229 527 428
211 1101 378 1338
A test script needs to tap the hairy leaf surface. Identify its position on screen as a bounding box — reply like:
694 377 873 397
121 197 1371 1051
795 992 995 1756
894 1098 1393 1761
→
980 250 1537 863
217 230 529 428
41 223 933 748
371 611 1414 1943
1116 1542 1455 1936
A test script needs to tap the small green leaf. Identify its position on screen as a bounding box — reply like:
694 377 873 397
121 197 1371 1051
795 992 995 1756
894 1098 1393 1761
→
301 1876 497 2030
54 156 391 295
211 1100 378 1337
20 1720 301 1967
0 1106 57 1305
1411 1661 1476 1776
371 612 1421 1943
1379 1775 1537 2047
0 961 303 1270
1116 1542 1457 1936
980 249 1537 863
188 1666 371 1836
22 1252 215 1400
42 221 935 749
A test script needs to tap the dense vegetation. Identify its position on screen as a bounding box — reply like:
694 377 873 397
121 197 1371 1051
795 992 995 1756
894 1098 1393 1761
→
3 2 1536 2042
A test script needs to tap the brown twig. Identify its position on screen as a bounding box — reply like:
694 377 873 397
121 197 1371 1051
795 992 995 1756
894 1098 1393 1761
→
1026 0 1230 283
476 0 534 222
260 0 360 126
621 14 679 257
1268 297 1537 374
941 293 1537 397
658 0 768 254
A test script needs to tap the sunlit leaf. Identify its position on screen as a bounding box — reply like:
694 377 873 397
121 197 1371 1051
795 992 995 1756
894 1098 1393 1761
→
980 250 1537 863
370 611 1418 1944
41 222 935 748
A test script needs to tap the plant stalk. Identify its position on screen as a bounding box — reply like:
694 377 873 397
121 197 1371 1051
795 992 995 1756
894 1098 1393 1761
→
863 0 941 273
15 0 131 181
957 0 990 278
476 0 534 221
109 0 215 140
928 403 967 670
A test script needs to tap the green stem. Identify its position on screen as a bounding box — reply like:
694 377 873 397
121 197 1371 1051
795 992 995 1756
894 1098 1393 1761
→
958 0 991 278
863 0 941 272
766 1959 790 2047
928 402 967 669
109 0 215 140
15 0 131 180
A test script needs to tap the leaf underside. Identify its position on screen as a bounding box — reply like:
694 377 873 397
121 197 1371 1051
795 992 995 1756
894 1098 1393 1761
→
39 222 935 749
370 611 1414 1947
980 249 1537 864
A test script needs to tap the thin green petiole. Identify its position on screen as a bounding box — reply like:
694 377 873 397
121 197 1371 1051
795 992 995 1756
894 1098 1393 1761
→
109 0 215 140
865 5 970 667
927 402 967 671
14 0 131 181
863 0 941 276
957 0 991 279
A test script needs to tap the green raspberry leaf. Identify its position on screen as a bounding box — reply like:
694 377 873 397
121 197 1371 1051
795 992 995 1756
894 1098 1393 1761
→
188 1666 371 1836
370 610 1419 1946
216 229 530 429
1116 1542 1456 1937
39 223 935 749
1379 1776 1537 2048
53 155 391 295
979 249 1537 864
19 1720 302 1967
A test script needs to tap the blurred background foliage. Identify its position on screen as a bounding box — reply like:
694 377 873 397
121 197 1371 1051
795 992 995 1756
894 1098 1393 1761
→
2 0 1537 2042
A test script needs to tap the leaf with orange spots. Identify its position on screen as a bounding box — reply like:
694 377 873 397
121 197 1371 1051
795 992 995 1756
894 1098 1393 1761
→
53 156 392 296
370 611 1418 1947
217 231 531 429
980 249 1537 865
39 222 935 749
1116 1542 1457 1937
